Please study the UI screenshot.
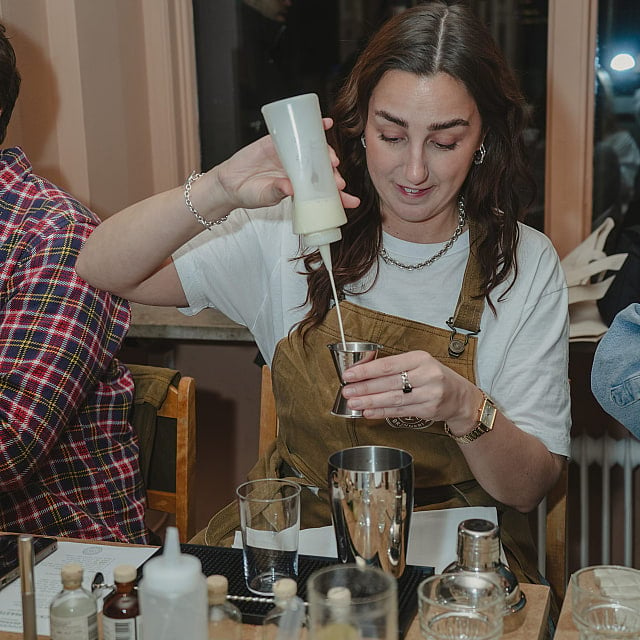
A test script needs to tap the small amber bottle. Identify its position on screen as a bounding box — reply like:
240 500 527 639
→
102 564 141 640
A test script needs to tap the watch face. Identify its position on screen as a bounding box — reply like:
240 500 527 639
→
480 399 497 429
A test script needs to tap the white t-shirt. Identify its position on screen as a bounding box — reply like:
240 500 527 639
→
173 198 571 457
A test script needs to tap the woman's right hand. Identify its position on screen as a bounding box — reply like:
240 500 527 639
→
213 118 360 212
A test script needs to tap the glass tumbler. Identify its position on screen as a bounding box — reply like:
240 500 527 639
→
571 565 640 639
418 573 505 640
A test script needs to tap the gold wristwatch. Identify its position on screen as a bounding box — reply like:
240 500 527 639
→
444 392 497 444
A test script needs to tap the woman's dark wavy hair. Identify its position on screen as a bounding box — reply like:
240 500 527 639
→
297 0 534 336
0 24 20 145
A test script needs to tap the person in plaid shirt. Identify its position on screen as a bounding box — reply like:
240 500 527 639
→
0 24 148 543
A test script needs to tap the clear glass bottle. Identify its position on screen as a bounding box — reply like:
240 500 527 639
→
207 575 242 640
50 562 98 640
102 564 141 640
262 578 306 640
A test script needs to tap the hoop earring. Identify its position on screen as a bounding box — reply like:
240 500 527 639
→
473 143 486 165
360 133 366 149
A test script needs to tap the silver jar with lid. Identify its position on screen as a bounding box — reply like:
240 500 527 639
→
442 518 526 632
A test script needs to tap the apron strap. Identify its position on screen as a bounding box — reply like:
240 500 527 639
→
450 219 485 333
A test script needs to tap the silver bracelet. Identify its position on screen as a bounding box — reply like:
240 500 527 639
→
184 170 229 230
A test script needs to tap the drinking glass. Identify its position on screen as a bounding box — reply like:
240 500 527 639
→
418 573 505 640
307 564 397 640
571 565 640 639
237 478 301 596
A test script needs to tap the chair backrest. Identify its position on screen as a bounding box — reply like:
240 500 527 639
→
129 365 197 543
259 365 569 601
542 461 569 604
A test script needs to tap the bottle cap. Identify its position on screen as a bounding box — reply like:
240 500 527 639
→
457 519 500 571
273 578 297 602
114 564 137 584
303 228 342 248
207 575 228 605
61 563 83 587
327 586 351 604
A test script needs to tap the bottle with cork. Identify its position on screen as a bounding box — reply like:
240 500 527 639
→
206 574 242 640
49 562 98 640
262 577 306 640
102 564 141 640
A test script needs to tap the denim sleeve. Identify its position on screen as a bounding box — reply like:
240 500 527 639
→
591 303 640 438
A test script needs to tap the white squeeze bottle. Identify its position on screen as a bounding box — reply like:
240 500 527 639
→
138 526 208 640
261 93 348 345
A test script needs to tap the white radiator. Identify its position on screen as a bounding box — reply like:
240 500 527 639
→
570 434 640 567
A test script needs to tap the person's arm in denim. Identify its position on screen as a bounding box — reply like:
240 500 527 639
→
591 302 640 437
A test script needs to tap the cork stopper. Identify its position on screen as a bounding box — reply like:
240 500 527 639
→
327 586 352 623
327 586 351 604
114 564 137 584
207 574 229 605
61 563 83 588
273 578 297 604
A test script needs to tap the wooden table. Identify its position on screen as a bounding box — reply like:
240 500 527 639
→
1 573 550 640
553 583 579 639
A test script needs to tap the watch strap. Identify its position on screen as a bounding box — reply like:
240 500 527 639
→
444 392 497 444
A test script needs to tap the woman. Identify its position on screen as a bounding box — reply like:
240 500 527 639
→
77 1 570 584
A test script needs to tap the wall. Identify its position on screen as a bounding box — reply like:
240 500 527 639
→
0 0 198 219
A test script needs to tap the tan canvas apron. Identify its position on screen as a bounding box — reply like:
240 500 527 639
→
198 230 541 587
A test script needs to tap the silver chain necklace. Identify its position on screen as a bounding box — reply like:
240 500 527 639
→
379 197 467 271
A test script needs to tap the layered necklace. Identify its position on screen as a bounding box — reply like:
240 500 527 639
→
379 196 467 270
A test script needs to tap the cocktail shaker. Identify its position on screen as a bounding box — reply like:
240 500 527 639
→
328 446 414 578
442 518 526 632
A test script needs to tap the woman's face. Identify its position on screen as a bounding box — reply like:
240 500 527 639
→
363 70 483 243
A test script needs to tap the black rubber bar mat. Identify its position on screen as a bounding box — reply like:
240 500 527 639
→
137 544 433 637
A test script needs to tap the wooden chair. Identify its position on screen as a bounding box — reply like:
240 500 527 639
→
258 365 569 601
129 365 197 543
542 461 569 604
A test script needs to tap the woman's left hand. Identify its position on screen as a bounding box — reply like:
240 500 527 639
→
341 350 479 425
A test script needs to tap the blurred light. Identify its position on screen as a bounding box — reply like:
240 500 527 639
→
610 53 636 72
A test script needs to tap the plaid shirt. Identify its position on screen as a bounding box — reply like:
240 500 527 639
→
0 147 148 543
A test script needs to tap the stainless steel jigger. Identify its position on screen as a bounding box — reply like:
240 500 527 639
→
328 342 382 418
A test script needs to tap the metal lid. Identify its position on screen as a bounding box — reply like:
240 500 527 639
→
454 519 527 620
457 519 500 571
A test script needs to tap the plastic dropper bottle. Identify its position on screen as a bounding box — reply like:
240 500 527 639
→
262 578 306 640
206 575 242 640
138 526 208 640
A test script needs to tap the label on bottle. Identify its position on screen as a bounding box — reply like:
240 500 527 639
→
103 615 142 640
50 612 98 640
